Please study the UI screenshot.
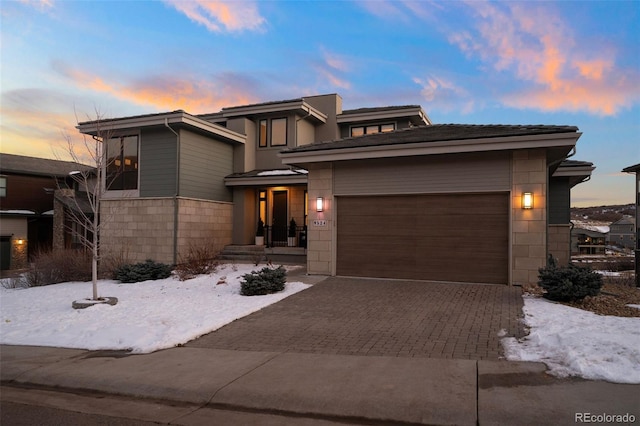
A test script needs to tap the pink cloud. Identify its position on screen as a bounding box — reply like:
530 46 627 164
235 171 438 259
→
53 62 259 114
312 48 352 90
163 0 265 32
0 90 83 161
449 2 639 115
413 75 474 113
18 0 54 11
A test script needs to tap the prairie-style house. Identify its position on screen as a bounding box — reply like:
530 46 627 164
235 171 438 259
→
76 93 594 285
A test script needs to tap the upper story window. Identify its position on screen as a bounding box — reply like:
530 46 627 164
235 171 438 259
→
259 120 268 147
350 123 395 137
0 176 6 197
258 118 288 147
106 135 139 191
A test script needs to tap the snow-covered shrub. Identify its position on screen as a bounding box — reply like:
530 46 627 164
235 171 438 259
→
114 259 173 283
1 277 29 289
240 265 287 296
538 258 602 302
175 242 219 281
24 249 92 286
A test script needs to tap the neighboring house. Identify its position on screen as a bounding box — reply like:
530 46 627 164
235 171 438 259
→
571 228 607 255
76 93 593 285
0 153 92 270
608 217 636 249
622 163 639 286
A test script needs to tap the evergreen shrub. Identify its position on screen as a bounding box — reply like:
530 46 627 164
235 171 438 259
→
114 259 173 283
240 265 287 296
538 256 603 302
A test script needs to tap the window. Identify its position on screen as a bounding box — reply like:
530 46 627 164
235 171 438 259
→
259 119 267 147
106 135 139 191
0 176 6 197
257 118 288 147
350 123 395 137
258 190 267 224
271 118 287 146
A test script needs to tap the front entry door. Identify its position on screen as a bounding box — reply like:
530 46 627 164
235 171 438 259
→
272 191 288 244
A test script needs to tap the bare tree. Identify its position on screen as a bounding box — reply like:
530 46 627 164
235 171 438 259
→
56 111 115 300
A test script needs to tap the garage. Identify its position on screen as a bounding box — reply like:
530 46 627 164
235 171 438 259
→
336 193 509 284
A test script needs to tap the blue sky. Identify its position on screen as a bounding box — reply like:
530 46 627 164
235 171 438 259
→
1 0 639 206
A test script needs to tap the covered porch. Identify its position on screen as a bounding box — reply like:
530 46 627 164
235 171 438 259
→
225 169 309 248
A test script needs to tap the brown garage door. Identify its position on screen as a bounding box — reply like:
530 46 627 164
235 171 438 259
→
336 193 509 284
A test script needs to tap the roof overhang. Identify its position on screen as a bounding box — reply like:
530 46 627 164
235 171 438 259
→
622 163 640 174
552 162 595 187
221 100 327 124
280 132 581 165
337 106 431 126
224 169 308 187
77 111 246 144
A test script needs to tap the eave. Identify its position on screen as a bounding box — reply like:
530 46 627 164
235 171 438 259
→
77 111 246 144
553 162 595 187
280 132 581 165
337 106 431 126
221 100 327 124
225 174 308 187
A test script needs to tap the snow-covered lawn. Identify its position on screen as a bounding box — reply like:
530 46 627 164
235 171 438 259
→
3 265 639 384
0 264 309 354
502 296 640 384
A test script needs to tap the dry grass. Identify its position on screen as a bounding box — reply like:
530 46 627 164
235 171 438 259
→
566 278 640 318
524 275 640 317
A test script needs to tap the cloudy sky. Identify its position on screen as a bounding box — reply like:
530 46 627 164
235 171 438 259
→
1 0 638 206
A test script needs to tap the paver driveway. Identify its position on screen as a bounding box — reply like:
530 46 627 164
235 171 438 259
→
187 277 525 360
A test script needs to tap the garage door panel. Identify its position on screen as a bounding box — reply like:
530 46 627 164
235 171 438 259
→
337 193 509 284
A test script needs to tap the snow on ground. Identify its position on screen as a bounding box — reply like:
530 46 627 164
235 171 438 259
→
0 264 309 354
502 296 640 384
3 264 640 384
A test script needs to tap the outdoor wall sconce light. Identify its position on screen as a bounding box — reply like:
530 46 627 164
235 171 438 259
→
16 239 24 245
316 197 324 212
522 192 533 209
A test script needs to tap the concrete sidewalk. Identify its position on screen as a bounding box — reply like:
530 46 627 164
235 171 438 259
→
2 345 638 425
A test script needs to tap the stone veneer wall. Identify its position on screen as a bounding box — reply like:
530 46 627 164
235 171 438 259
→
2 217 28 269
548 224 571 266
306 163 333 275
511 149 547 285
52 189 74 251
100 197 233 265
175 197 233 262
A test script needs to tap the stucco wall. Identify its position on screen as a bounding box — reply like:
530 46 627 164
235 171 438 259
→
511 149 547 285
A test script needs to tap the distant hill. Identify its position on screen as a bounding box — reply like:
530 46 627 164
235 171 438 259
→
571 204 635 223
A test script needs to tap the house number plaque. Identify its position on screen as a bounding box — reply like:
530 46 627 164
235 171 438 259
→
312 220 327 227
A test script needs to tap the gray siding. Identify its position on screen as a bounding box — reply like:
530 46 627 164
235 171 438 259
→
548 177 570 224
140 127 177 197
334 152 510 196
179 130 233 201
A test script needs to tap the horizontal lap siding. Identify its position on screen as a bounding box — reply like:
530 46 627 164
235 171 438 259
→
334 152 510 196
337 193 509 284
179 130 233 202
140 128 177 197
